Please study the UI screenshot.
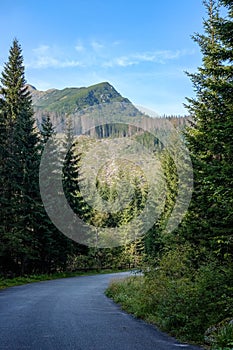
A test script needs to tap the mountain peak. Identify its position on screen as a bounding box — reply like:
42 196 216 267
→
30 81 143 134
26 84 37 91
29 81 132 113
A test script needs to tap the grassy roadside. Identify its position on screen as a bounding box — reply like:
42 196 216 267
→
105 275 147 319
105 274 233 350
105 275 205 348
0 269 129 290
105 248 233 349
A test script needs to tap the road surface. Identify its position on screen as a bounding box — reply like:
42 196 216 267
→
0 272 202 350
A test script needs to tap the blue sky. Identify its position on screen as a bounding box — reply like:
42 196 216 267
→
0 0 206 115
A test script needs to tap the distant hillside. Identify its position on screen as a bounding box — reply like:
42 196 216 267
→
28 82 190 135
28 82 132 113
28 82 146 134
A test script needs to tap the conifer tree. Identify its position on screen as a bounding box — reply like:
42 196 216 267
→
39 114 79 272
183 0 233 261
37 115 59 273
0 39 41 275
40 115 55 144
62 119 89 256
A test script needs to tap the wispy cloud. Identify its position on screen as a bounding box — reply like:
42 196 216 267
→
32 45 50 56
27 43 195 70
75 41 85 52
28 44 84 69
90 40 104 51
28 57 84 69
103 49 195 67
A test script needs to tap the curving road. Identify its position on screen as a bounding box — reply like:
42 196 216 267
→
0 272 202 350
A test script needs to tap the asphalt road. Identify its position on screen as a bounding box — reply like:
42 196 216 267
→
0 272 203 350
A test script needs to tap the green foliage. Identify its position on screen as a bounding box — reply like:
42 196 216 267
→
106 275 149 318
0 40 189 279
144 148 179 258
183 0 233 260
205 319 233 350
107 246 233 343
106 4 233 345
0 39 41 275
37 114 77 273
149 254 232 341
1 9 232 347
211 323 233 350
32 82 130 114
61 133 148 258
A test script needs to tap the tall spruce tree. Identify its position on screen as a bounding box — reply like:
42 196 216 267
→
37 115 59 273
40 115 55 144
62 118 89 256
38 114 73 272
213 0 233 260
0 39 40 275
183 0 233 262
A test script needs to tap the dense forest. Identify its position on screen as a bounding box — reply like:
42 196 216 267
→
0 0 232 346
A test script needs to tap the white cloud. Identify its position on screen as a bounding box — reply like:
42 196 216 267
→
90 40 104 51
115 57 137 67
28 56 84 69
32 59 84 69
32 45 50 55
111 40 122 47
133 50 181 63
103 49 195 68
103 56 136 68
35 56 58 68
75 41 85 52
28 43 195 71
28 45 85 69
58 60 84 68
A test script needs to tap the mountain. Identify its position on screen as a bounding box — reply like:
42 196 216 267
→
28 82 145 134
28 82 132 113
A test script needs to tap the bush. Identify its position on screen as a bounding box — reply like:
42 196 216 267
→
106 244 233 344
145 247 233 341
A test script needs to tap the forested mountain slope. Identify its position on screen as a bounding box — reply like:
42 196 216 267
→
27 82 189 134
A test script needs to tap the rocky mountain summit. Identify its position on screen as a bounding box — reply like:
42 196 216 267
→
27 82 145 134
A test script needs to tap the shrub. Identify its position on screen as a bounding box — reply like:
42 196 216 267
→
145 248 233 342
106 244 233 344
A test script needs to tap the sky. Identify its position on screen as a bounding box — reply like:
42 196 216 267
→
0 0 207 115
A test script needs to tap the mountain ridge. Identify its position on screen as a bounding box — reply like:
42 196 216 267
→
28 81 145 134
27 82 132 112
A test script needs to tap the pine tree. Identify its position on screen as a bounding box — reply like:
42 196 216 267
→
40 115 55 144
38 114 80 272
145 149 176 256
0 87 9 274
62 120 89 257
183 0 233 261
210 0 233 260
0 39 40 275
36 115 58 273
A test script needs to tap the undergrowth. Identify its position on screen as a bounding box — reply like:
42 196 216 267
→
106 245 233 346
